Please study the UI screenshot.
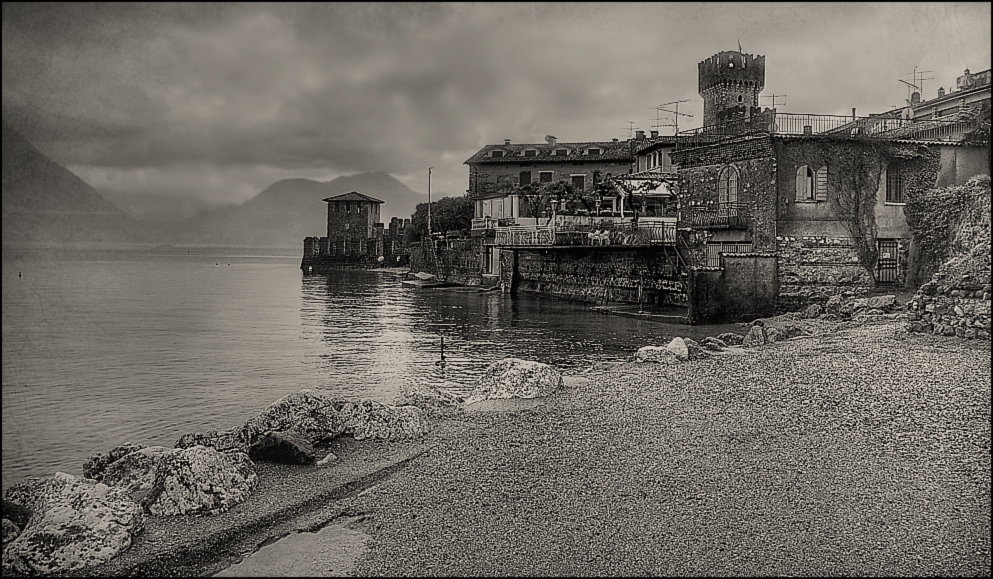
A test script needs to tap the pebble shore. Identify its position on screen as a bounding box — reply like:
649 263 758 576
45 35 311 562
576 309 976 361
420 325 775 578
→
42 317 991 576
340 318 990 576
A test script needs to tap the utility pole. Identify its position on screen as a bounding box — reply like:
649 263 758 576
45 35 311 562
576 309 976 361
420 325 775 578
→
427 167 433 237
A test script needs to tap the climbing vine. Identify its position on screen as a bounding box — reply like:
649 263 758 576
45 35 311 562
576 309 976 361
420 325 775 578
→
829 141 891 280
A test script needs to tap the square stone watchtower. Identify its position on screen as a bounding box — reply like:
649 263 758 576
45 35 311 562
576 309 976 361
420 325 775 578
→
699 51 766 127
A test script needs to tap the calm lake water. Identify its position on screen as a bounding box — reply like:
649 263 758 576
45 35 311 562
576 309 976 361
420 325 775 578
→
2 246 737 488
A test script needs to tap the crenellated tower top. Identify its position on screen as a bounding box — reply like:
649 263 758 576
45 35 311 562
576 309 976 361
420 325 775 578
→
698 51 766 127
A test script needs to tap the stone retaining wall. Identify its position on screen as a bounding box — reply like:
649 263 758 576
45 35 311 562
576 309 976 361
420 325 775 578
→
776 235 887 312
512 247 687 305
907 291 992 339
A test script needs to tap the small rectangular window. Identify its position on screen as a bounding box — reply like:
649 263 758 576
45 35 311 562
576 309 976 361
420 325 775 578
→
539 171 553 183
524 150 537 157
519 171 532 186
886 162 905 203
554 149 568 156
491 150 504 158
571 175 585 192
587 148 601 155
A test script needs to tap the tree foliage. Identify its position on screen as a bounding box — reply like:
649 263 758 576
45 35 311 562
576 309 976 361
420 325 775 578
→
405 195 474 242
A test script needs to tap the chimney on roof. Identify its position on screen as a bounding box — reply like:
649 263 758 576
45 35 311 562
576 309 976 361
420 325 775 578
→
504 139 511 145
937 87 945 98
635 130 646 141
612 138 618 143
911 91 921 106
650 130 659 139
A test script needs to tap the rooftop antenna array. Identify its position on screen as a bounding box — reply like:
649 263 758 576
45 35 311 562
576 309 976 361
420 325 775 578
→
760 94 787 110
655 100 692 135
620 121 636 139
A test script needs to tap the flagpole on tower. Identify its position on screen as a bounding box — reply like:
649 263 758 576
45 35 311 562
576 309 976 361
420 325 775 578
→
427 167 433 237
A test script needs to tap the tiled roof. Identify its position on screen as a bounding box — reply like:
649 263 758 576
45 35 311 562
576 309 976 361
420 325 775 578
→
634 135 678 155
322 191 385 203
626 168 678 179
464 140 634 164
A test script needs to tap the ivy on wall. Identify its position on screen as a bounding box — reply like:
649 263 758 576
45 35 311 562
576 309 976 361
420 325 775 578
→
905 174 991 285
829 140 892 281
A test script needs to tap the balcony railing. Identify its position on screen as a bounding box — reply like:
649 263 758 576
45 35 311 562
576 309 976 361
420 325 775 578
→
493 219 676 247
675 112 976 150
471 217 500 230
682 202 747 229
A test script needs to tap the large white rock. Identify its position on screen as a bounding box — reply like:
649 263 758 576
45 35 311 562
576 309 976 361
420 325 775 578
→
395 382 463 416
1 472 144 576
634 346 680 364
665 337 690 361
101 445 257 516
243 389 347 444
741 325 769 348
338 401 430 440
467 358 563 402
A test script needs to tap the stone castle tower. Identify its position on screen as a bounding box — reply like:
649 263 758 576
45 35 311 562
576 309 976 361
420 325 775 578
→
698 51 766 127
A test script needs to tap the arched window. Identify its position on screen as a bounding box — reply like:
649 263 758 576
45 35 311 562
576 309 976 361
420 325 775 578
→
795 165 815 202
718 166 738 205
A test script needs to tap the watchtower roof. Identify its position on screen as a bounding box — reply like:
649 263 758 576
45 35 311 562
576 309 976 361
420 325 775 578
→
322 191 385 204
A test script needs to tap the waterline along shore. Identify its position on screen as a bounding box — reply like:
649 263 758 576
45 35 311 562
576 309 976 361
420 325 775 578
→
14 316 993 577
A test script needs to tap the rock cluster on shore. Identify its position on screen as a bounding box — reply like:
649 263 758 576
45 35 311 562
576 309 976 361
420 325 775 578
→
0 388 437 576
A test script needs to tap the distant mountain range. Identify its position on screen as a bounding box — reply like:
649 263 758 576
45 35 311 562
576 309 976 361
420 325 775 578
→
158 173 424 248
2 120 141 244
99 190 233 227
2 120 425 248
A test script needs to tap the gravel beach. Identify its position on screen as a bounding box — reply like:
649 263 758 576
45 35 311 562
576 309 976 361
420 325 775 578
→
336 319 991 576
34 317 990 576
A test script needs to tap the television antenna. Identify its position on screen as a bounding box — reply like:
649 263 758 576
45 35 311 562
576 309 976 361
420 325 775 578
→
620 121 636 139
656 100 692 135
909 66 934 98
760 94 787 110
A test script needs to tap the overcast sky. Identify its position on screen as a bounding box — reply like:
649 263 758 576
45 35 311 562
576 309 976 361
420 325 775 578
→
2 2 990 209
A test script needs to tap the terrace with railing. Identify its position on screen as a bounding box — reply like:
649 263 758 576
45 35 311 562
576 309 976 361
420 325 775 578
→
675 112 975 150
493 217 676 247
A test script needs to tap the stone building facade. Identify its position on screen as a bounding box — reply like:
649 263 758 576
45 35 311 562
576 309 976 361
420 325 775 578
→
670 133 990 313
464 137 636 223
301 191 386 270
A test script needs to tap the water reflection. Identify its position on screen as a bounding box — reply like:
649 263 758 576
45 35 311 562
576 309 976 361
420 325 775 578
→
301 270 740 399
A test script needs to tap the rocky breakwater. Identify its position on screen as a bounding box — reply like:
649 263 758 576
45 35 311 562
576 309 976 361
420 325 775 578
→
0 389 433 576
634 319 816 365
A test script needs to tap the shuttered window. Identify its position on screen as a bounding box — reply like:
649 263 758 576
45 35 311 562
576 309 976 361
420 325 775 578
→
519 171 532 186
815 166 828 201
886 162 906 203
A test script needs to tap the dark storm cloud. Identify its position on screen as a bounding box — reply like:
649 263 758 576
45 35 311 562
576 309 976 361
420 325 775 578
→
2 2 990 204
